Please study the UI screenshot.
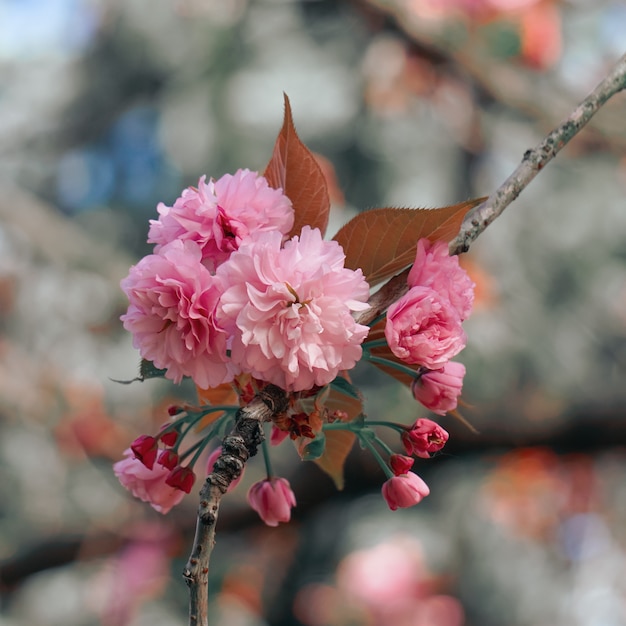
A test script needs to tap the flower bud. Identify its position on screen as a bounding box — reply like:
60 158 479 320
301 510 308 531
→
382 473 430 511
389 454 414 476
412 362 465 415
130 435 158 469
157 449 179 470
165 465 196 493
247 477 296 527
401 418 449 459
159 429 179 447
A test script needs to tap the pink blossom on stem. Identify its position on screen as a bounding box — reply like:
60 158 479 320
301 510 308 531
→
402 418 449 458
382 473 430 510
217 227 370 391
384 286 466 369
165 465 196 494
247 477 296 526
408 239 475 321
148 170 294 271
206 446 243 492
412 361 466 415
130 435 158 470
120 239 235 389
389 453 415 476
114 449 185 514
159 429 179 447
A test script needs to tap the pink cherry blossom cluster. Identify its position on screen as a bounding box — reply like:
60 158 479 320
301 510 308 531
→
115 168 474 525
121 169 370 393
385 238 473 415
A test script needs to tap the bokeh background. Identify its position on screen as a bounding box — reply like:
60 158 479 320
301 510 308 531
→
1 1 626 625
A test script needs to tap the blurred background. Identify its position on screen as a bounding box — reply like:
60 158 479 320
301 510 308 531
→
1 0 626 624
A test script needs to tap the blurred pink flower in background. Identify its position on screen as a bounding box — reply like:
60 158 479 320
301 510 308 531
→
247 477 297 526
148 169 294 271
412 361 466 415
217 226 370 391
385 285 466 369
120 239 235 388
114 449 185 514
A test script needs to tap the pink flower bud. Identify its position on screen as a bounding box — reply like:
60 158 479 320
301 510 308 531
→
167 405 181 416
206 446 243 492
412 361 465 415
114 449 185 514
401 418 449 459
165 465 196 493
130 435 158 469
389 454 415 476
382 473 430 511
157 449 179 470
159 430 179 446
247 477 296 527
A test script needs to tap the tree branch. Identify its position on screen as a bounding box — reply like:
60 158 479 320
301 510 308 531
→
450 51 626 255
356 51 626 327
182 384 288 626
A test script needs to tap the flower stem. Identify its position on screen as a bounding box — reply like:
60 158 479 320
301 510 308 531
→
365 355 418 379
362 338 389 350
261 438 274 478
358 433 394 480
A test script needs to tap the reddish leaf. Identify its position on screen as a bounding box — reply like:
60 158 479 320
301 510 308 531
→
333 198 486 287
311 377 363 489
264 94 331 238
314 429 356 490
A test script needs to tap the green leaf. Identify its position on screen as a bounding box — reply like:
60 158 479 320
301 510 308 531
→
263 94 331 238
333 198 486 287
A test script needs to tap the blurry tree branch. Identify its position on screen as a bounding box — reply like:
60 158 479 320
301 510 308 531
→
361 0 626 150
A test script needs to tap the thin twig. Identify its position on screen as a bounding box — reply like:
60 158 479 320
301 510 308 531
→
356 51 626 327
183 385 288 626
450 51 626 255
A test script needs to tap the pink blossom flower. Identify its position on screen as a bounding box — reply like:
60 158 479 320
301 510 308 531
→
157 449 179 470
206 446 243 492
412 361 466 415
247 477 296 526
114 449 185 514
382 472 430 510
385 286 466 369
148 170 294 271
120 239 235 389
216 227 370 391
402 418 449 458
408 239 474 320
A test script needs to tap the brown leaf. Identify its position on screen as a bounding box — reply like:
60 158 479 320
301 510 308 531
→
333 198 486 287
312 377 362 489
264 94 331 238
314 429 356 490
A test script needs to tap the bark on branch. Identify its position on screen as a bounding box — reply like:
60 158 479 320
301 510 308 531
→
183 384 289 626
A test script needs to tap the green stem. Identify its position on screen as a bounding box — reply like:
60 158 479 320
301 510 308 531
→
366 355 419 379
363 420 406 432
367 312 387 327
261 438 274 479
362 338 388 350
359 434 394 480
